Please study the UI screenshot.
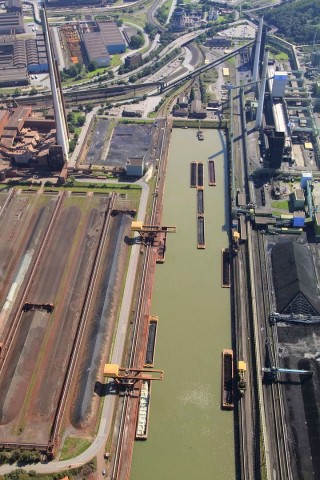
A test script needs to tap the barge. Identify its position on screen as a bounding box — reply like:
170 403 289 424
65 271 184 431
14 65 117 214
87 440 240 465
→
208 160 216 186
136 380 151 440
144 316 158 367
197 187 204 215
197 162 204 187
190 161 197 188
156 234 166 263
197 215 205 249
222 349 234 410
221 248 231 288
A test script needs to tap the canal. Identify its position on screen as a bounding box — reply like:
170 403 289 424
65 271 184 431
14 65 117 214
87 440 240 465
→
131 128 235 480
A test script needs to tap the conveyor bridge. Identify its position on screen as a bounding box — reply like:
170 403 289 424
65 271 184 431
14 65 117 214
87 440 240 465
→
270 312 320 325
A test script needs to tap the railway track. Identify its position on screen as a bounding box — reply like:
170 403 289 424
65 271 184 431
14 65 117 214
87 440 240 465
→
49 192 116 453
256 231 292 480
110 121 168 479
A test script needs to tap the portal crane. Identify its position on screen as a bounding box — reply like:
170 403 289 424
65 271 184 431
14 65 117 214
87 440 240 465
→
103 363 164 387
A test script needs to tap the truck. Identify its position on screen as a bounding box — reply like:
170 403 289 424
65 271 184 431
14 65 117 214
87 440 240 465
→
238 361 247 397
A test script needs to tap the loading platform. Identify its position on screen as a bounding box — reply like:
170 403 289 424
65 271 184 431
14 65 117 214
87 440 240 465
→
197 162 204 187
197 187 204 215
197 215 205 249
190 162 197 188
208 160 216 186
222 249 231 288
144 316 158 367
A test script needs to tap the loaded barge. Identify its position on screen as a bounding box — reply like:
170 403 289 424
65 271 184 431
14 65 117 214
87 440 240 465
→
222 248 231 288
136 380 151 440
144 316 158 367
156 234 166 263
222 349 234 410
208 160 216 186
197 162 204 187
190 162 197 188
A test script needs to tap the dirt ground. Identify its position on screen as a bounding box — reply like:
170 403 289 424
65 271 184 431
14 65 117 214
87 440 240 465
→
0 192 133 449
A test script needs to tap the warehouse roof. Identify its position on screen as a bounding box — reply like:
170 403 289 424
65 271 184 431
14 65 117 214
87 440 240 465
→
272 241 320 315
82 31 109 60
98 21 125 46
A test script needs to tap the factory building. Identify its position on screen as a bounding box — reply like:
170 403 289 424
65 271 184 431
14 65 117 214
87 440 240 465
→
272 241 320 316
5 0 22 14
290 188 305 210
270 71 288 99
0 12 24 34
126 157 144 177
125 52 142 68
82 32 110 67
82 21 125 66
26 34 49 72
98 21 126 55
0 106 65 169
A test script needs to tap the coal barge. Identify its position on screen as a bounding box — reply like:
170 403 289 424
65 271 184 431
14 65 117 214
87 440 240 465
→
208 160 216 186
144 316 158 367
222 349 234 410
221 248 231 288
190 162 197 188
197 162 204 187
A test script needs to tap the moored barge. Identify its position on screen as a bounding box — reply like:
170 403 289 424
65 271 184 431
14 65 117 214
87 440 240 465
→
222 349 234 410
136 380 151 440
190 162 198 188
208 160 216 186
221 248 231 288
144 316 158 367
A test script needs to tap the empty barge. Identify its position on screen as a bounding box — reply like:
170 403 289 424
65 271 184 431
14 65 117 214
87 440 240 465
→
197 188 204 215
190 162 197 188
197 215 205 249
197 162 204 187
222 248 231 288
208 160 216 186
136 380 151 440
144 316 158 367
222 349 234 410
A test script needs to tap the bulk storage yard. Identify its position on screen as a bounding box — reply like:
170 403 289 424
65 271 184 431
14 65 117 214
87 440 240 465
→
0 189 135 454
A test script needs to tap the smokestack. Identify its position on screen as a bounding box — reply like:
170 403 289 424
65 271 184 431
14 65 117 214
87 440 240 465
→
255 49 269 129
252 17 264 88
41 7 69 162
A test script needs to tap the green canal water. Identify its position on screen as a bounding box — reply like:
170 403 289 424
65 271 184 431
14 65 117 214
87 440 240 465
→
131 129 235 480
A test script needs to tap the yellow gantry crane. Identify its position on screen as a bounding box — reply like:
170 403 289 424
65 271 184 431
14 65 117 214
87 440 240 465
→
104 363 164 387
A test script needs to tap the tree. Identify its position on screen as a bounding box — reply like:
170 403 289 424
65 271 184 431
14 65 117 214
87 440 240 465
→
129 34 144 50
87 60 98 72
29 87 38 96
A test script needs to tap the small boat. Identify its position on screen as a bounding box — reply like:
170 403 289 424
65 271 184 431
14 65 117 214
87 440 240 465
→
197 130 204 140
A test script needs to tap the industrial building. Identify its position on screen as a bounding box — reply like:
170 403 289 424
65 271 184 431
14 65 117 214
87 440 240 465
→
81 20 126 66
125 52 142 69
0 12 24 34
98 21 126 55
0 106 64 169
82 32 110 67
5 0 22 14
126 157 144 177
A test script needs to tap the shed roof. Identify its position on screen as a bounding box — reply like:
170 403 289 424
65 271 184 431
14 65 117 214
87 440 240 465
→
271 241 320 315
